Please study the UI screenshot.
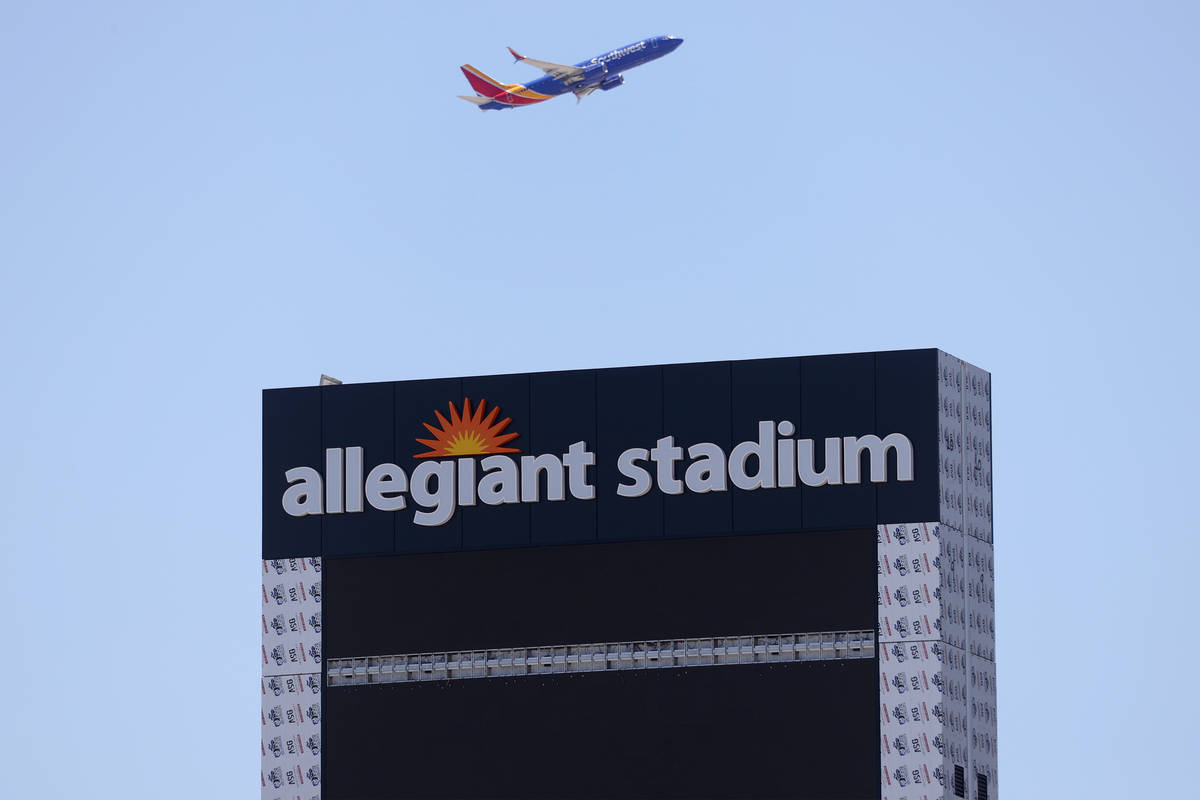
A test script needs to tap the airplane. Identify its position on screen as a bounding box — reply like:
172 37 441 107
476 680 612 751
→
458 35 683 111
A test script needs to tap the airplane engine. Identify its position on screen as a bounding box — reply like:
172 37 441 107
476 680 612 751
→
599 74 625 91
579 62 608 86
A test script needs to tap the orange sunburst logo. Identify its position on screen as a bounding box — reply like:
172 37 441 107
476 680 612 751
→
414 398 521 459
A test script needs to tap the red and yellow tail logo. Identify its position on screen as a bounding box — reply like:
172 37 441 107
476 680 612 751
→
414 398 520 459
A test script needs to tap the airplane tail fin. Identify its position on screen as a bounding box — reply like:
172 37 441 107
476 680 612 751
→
460 64 510 98
458 94 491 111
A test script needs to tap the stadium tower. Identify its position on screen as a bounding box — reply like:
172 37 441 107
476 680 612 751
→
260 349 997 800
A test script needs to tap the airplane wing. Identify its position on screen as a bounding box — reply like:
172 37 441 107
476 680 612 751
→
507 47 585 82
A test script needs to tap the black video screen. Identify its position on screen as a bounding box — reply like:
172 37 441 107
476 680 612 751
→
323 530 880 799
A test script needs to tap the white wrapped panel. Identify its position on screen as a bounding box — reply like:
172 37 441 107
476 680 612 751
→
880 515 990 799
934 351 996 799
969 654 999 798
879 521 952 800
262 558 323 678
262 558 321 800
966 535 996 663
939 352 994 544
938 351 964 532
261 672 321 800
940 640 970 796
878 522 942 644
939 523 968 654
962 362 992 545
880 636 952 798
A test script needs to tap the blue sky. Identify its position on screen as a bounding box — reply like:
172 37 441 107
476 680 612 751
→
2 2 1197 796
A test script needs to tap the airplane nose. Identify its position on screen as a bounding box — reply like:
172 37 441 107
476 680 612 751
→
668 36 683 50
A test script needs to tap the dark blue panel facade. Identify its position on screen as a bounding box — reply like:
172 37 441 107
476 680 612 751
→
326 660 879 800
459 372 531 550
326 529 875 656
595 366 664 542
799 353 877 529
529 369 597 546
392 378 462 555
875 349 938 523
323 529 879 800
663 361 732 537
320 381 394 557
731 357 804 533
262 387 322 560
262 350 941 558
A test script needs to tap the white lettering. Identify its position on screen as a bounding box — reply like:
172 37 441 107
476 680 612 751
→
843 434 914 484
616 448 652 497
798 438 842 486
411 460 456 526
684 443 727 493
282 467 323 516
729 421 776 490
650 436 684 495
564 440 596 500
279 424 915 527
521 453 565 502
457 458 477 507
364 463 407 511
345 447 363 513
325 448 343 514
478 455 520 505
777 421 796 488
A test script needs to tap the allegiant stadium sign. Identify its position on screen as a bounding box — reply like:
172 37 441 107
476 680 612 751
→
281 398 914 527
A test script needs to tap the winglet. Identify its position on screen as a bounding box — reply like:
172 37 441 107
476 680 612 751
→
507 46 524 63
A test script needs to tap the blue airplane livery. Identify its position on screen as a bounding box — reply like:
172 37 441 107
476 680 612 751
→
458 35 683 111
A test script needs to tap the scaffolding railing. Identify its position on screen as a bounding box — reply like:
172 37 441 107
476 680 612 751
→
327 629 875 686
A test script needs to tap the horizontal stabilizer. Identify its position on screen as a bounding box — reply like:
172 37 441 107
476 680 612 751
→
457 94 491 110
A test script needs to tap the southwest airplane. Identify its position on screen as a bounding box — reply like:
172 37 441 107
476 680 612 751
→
458 35 683 111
